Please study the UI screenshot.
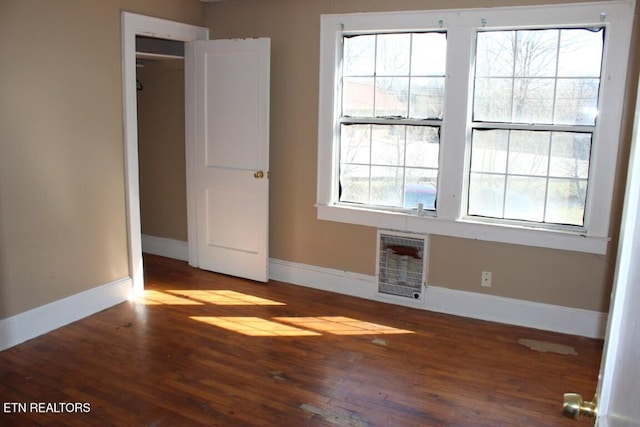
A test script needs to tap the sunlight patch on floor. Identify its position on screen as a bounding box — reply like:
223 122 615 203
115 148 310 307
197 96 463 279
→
138 289 285 306
167 290 285 305
274 316 414 335
143 289 413 337
190 315 414 337
139 290 204 305
190 316 322 336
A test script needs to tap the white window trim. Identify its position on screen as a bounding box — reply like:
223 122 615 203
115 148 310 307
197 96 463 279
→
317 1 635 255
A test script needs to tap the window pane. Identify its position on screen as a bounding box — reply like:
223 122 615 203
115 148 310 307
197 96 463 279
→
376 33 411 75
343 77 374 117
546 178 586 225
470 130 508 173
507 131 550 177
371 125 404 166
512 78 554 123
370 166 404 207
476 32 514 77
410 77 445 119
558 29 603 77
473 78 513 122
375 77 409 117
340 164 370 204
504 176 545 221
405 168 438 210
549 133 591 179
411 32 447 76
468 173 505 218
406 126 439 168
344 35 376 76
340 124 371 164
514 30 558 77
554 78 600 125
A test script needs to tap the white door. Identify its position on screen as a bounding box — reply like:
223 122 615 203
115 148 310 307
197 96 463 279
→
564 76 640 426
594 75 640 427
190 38 270 282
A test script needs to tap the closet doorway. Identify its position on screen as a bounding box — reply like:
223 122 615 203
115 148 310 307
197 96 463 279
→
122 12 208 295
136 36 189 262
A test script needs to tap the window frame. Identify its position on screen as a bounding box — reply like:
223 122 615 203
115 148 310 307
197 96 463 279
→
338 32 447 211
317 2 634 255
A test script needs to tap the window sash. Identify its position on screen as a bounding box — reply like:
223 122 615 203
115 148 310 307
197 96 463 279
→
466 128 592 226
338 123 441 210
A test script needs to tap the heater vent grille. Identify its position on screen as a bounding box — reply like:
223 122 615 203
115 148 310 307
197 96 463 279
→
377 231 427 301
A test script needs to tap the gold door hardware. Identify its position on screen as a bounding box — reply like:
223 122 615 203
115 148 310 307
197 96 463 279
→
563 393 597 420
254 170 265 179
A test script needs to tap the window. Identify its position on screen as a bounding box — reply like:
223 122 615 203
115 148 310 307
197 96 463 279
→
339 33 446 211
469 28 603 226
317 3 634 254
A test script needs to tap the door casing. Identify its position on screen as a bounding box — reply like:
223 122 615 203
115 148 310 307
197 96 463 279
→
121 12 209 295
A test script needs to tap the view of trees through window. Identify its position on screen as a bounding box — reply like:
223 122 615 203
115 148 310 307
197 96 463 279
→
337 27 604 226
469 28 604 226
339 32 446 210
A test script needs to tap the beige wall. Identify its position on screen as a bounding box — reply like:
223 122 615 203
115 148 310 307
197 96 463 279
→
0 0 636 323
205 0 640 312
137 60 188 242
0 0 204 320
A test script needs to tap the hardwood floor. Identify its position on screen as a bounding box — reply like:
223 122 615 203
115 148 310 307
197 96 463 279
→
1 254 603 426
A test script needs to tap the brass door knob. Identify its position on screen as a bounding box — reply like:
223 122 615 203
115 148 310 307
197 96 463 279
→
254 170 264 179
563 393 597 419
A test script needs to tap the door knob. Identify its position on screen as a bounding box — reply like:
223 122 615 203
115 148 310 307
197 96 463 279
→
254 170 264 179
563 393 597 419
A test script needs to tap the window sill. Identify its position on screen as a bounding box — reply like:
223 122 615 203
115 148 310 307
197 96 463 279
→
316 203 609 255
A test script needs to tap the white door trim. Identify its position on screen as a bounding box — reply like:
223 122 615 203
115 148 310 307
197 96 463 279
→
121 12 208 295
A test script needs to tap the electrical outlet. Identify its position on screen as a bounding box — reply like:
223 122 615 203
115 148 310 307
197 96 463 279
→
481 271 492 287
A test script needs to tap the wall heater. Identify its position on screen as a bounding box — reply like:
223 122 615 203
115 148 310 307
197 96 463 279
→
376 230 428 302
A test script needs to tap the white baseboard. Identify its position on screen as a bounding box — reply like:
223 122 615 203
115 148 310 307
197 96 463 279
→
424 286 608 339
141 234 188 261
269 258 608 339
0 277 131 352
0 256 606 352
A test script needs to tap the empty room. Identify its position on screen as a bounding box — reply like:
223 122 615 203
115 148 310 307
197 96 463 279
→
1 0 639 425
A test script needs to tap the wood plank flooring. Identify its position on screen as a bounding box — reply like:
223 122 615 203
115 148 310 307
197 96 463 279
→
0 254 603 426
